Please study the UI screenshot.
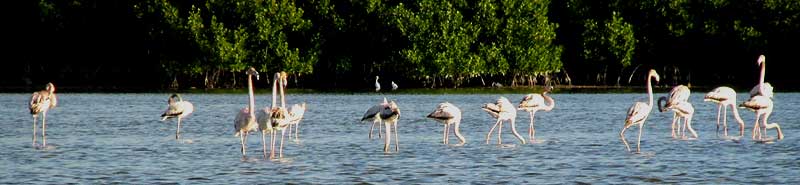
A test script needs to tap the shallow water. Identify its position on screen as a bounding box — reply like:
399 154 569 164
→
1 93 798 183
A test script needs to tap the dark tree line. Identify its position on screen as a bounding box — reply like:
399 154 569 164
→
3 0 798 91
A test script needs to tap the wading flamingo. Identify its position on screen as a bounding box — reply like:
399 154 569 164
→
657 85 690 138
234 67 260 157
160 94 194 139
741 55 783 141
518 86 555 142
659 98 697 139
427 102 465 145
749 55 773 99
704 86 745 136
29 82 57 148
362 98 388 139
380 100 401 153
620 69 659 153
483 97 526 145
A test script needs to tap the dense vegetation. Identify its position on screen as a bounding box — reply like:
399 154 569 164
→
5 0 799 91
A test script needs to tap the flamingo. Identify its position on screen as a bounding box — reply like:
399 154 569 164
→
704 86 745 136
160 94 194 139
749 55 774 99
620 69 659 153
659 99 697 139
375 76 381 92
483 97 526 145
380 100 401 153
234 67 260 157
427 102 465 145
741 55 783 141
269 72 293 159
656 85 690 138
740 95 783 141
276 72 306 141
391 81 398 91
361 98 388 139
518 86 556 142
29 82 57 148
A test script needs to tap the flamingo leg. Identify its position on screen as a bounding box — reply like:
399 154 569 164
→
686 116 698 138
454 120 465 144
715 104 722 136
445 123 450 144
529 111 536 142
295 122 300 140
486 119 501 144
443 124 448 144
240 131 246 156
509 118 526 144
42 112 47 147
670 113 678 138
369 120 376 139
722 105 728 136
176 117 182 140
497 120 503 145
636 123 644 153
620 126 631 152
729 103 745 137
394 121 399 152
262 130 268 159
752 114 761 140
378 121 383 139
270 130 276 159
279 129 286 158
384 121 391 153
33 116 37 147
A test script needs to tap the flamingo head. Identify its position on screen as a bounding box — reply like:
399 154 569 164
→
648 69 660 83
45 82 56 93
280 71 288 88
246 67 259 80
757 55 766 65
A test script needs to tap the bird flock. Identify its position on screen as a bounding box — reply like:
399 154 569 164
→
25 55 784 157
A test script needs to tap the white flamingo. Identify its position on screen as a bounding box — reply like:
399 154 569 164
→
29 82 57 148
234 67 259 157
427 102 465 145
269 72 292 159
620 69 659 153
704 86 745 136
361 98 388 139
740 95 783 141
656 85 690 138
276 72 306 141
375 76 381 92
518 86 556 142
483 97 526 145
380 100 401 153
749 55 773 99
160 94 194 139
661 100 697 139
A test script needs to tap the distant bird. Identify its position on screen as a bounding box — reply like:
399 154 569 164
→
380 100 401 153
620 69 659 153
361 98 389 139
657 85 690 138
704 86 745 137
740 95 783 140
427 102 465 145
391 81 398 91
749 55 774 99
518 86 556 142
29 82 57 148
375 76 381 92
234 67 260 157
483 97 526 145
160 94 194 139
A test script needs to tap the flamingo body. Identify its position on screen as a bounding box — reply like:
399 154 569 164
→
427 102 465 144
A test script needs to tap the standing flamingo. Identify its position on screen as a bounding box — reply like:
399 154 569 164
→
361 98 388 139
29 82 57 148
375 76 381 92
659 99 697 139
234 67 260 157
749 55 774 99
704 86 745 137
160 94 194 139
620 69 659 153
427 102 465 145
288 103 306 140
483 97 526 145
741 55 783 141
518 86 556 142
656 85 690 138
270 72 292 159
380 100 401 153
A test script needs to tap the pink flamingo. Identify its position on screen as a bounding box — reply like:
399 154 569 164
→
29 82 57 148
380 100 401 153
427 102 465 145
620 69 659 153
160 94 194 139
656 85 690 138
518 86 555 142
704 87 745 136
361 98 388 139
234 67 259 157
483 97 526 145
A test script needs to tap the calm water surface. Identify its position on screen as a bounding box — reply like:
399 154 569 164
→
1 93 798 184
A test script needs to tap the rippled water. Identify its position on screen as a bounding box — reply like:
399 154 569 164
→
1 93 798 183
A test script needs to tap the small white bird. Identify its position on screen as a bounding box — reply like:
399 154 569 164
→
375 76 381 92
391 81 398 91
161 94 194 139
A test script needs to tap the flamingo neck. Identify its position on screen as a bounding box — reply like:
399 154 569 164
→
271 79 278 108
280 78 286 108
542 92 555 111
646 75 654 108
247 75 255 117
759 61 766 90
